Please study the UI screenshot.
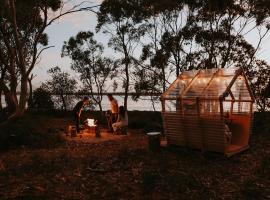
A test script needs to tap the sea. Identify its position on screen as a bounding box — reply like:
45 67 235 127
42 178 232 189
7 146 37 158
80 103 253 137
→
0 95 162 111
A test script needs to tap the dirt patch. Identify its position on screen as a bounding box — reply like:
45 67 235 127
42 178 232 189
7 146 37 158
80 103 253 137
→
0 128 270 199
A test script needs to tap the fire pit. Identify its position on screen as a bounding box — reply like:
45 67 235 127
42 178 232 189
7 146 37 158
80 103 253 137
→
84 118 100 138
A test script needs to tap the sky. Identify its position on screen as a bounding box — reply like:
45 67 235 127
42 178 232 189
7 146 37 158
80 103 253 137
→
33 0 270 88
33 0 107 87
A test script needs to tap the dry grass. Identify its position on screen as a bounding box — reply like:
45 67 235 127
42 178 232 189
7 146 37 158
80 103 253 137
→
0 115 269 200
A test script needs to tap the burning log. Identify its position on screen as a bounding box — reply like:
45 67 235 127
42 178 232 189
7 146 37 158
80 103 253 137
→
84 118 101 138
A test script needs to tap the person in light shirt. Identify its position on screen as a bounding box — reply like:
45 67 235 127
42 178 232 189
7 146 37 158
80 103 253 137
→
112 106 128 134
107 94 118 132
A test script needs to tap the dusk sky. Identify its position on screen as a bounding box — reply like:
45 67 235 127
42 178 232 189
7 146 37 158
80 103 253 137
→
33 0 270 88
33 0 107 87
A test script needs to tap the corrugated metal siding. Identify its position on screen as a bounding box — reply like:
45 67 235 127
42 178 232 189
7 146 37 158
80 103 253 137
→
163 112 226 152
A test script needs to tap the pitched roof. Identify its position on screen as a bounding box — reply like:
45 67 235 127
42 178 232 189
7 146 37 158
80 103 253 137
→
162 68 254 102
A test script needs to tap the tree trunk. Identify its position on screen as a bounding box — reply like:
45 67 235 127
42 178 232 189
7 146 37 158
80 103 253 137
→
27 75 34 109
60 93 67 111
1 81 17 114
124 63 129 110
150 95 156 111
162 66 166 93
16 77 28 117
176 62 180 77
98 101 103 112
0 89 2 110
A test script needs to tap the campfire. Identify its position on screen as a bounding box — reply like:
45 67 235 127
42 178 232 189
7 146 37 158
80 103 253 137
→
86 118 96 127
84 118 100 137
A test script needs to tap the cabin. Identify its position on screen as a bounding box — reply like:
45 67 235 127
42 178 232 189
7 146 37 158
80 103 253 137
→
160 68 254 156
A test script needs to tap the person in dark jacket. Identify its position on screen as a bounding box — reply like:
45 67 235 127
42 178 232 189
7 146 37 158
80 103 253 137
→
73 97 89 134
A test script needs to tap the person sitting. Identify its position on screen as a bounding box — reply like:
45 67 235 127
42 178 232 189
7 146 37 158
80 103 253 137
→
107 94 118 132
73 97 89 135
224 123 232 144
112 106 128 134
224 112 232 143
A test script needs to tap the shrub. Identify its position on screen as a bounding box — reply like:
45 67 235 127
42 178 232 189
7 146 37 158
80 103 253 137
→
128 111 163 132
31 87 54 112
252 112 270 135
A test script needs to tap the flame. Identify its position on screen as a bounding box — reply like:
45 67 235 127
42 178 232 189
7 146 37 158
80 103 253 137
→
87 118 96 127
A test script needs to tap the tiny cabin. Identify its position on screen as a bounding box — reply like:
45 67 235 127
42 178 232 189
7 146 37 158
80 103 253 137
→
160 68 254 156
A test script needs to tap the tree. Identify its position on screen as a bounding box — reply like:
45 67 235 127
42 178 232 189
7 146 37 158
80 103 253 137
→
41 67 77 111
27 74 35 110
32 87 54 112
0 0 98 120
245 60 270 111
96 0 144 110
62 31 117 112
138 0 270 112
137 15 170 94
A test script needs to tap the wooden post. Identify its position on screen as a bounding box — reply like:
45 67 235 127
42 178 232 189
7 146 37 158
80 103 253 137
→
161 98 166 134
219 97 224 119
196 97 205 151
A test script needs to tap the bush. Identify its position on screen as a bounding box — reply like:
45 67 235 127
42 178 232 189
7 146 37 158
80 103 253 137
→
0 115 64 151
31 87 54 112
252 112 270 135
128 111 163 132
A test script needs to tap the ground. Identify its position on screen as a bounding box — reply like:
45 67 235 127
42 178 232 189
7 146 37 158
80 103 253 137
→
0 117 270 200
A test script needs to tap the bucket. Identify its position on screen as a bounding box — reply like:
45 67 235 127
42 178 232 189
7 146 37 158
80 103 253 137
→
147 132 161 152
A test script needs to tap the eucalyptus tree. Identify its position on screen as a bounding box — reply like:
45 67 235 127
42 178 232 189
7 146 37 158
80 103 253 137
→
0 0 98 120
96 0 146 110
137 0 270 111
62 31 118 112
138 14 170 94
132 14 171 110
246 60 270 111
41 67 77 111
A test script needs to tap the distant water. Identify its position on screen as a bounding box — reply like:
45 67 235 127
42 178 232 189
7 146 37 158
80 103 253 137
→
1 95 162 111
99 95 161 111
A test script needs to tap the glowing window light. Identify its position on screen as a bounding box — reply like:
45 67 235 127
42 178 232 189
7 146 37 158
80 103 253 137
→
237 76 244 84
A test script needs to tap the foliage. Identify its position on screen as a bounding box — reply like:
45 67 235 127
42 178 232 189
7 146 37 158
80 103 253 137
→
62 31 117 111
41 66 77 111
111 0 270 112
0 0 97 119
97 0 145 110
0 0 62 118
245 60 270 111
31 87 54 112
252 112 270 134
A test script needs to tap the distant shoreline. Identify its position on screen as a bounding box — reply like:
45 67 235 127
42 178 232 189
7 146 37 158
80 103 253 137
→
13 92 163 96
